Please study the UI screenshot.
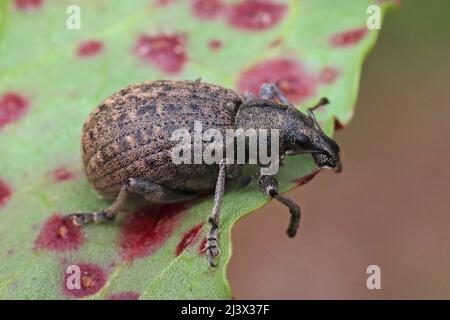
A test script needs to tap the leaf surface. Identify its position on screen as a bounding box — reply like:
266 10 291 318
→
0 0 393 299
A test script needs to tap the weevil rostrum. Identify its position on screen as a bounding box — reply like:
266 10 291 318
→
66 80 341 267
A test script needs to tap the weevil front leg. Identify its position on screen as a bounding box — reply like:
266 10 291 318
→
259 83 292 105
207 159 227 267
67 178 195 226
258 175 301 238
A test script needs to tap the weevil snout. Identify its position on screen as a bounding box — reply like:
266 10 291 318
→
307 122 342 173
312 151 342 173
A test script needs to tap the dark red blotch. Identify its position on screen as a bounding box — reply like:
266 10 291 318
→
175 223 203 256
198 237 207 255
334 118 345 130
155 0 177 6
63 263 107 298
14 0 43 11
293 170 320 187
269 37 283 48
330 27 368 47
34 214 84 251
0 92 29 129
0 178 12 210
192 0 225 20
208 39 223 51
134 33 187 74
237 58 316 103
107 291 140 300
77 40 104 58
228 0 287 31
120 203 186 261
51 166 76 182
319 67 339 84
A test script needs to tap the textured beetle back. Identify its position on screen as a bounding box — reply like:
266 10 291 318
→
81 80 243 198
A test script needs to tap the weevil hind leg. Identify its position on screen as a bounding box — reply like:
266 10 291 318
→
67 185 128 226
131 178 197 203
66 178 195 226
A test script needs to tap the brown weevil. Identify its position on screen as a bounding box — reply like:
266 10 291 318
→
66 80 341 267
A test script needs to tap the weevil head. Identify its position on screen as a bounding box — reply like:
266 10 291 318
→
281 99 342 172
235 97 342 172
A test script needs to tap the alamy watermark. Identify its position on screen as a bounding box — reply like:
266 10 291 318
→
66 5 81 30
367 5 382 30
65 264 81 290
170 121 280 175
64 4 381 32
366 265 382 290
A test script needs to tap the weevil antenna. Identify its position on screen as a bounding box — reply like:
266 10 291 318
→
307 97 329 132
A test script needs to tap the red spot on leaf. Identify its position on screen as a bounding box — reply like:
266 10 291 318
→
51 166 76 182
77 40 104 58
120 203 186 261
228 0 287 31
0 178 12 210
192 0 225 20
208 39 223 51
377 0 402 7
198 237 207 255
269 37 283 48
63 263 106 298
319 67 339 85
155 0 176 6
34 214 84 251
14 0 43 12
0 92 29 129
134 33 187 74
175 223 203 256
293 170 320 187
330 27 368 47
107 291 140 300
334 118 345 130
237 58 316 103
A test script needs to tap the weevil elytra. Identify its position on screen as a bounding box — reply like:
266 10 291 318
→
66 80 341 267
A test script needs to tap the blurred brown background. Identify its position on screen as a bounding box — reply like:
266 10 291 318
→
229 0 450 299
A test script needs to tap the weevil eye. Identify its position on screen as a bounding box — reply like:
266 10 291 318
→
295 134 310 147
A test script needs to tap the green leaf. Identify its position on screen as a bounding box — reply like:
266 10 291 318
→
0 0 393 299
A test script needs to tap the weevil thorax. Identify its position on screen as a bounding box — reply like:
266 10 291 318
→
235 99 341 171
235 99 289 154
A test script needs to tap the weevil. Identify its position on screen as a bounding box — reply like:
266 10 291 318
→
66 80 341 267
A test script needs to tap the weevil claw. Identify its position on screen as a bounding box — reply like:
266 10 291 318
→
206 241 220 268
66 213 93 226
